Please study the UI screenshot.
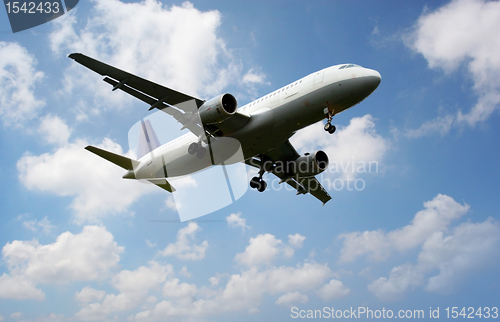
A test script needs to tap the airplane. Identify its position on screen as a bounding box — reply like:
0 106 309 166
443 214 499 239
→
69 53 381 206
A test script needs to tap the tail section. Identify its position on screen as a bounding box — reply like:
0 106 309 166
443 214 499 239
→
137 119 161 159
85 145 176 193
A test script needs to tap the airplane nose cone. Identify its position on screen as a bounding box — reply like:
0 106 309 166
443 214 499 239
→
363 69 381 94
369 69 381 88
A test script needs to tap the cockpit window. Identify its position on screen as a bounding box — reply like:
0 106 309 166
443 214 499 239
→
339 64 360 69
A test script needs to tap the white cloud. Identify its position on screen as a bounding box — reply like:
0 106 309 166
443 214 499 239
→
290 114 388 180
406 0 500 132
368 264 424 301
0 274 45 300
49 0 263 118
242 69 267 85
10 312 21 319
235 234 283 266
17 138 155 224
339 194 469 262
38 114 72 146
242 68 270 98
0 41 44 127
388 194 469 251
288 233 306 248
179 266 191 278
360 202 500 300
75 286 106 304
135 262 332 319
162 278 197 299
209 276 220 286
159 223 208 260
235 233 308 267
420 219 500 293
275 291 308 307
22 216 56 235
405 114 455 138
127 232 336 320
0 226 122 300
226 212 250 232
164 196 178 211
3 226 122 283
317 279 351 301
76 261 172 320
216 262 331 312
145 240 157 248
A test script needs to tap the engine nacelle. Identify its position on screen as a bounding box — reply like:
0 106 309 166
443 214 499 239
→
291 150 329 178
198 93 237 125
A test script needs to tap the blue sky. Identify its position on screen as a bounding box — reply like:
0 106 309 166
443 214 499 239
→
1 0 500 320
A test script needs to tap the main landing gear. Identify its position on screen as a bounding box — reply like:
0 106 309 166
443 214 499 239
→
249 155 269 192
250 174 267 192
324 108 336 134
188 142 207 159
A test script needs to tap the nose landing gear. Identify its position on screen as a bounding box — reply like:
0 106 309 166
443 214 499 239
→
324 107 336 134
324 122 336 134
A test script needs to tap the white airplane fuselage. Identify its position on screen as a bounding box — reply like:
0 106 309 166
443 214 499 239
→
131 64 381 180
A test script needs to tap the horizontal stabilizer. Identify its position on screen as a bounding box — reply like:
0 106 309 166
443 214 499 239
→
147 179 176 193
85 146 140 170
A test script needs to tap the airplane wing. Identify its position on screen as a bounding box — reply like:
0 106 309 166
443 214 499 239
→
68 53 206 137
247 140 332 204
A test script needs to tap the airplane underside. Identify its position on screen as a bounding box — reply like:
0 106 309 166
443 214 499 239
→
70 53 381 213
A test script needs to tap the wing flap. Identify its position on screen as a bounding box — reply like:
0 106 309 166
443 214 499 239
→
296 177 331 204
103 77 157 105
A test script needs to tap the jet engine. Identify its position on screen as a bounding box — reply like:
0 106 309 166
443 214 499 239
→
198 93 237 124
291 150 329 177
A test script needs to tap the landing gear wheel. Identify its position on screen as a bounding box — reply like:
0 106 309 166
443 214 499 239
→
250 176 260 189
249 154 269 192
188 142 199 155
196 147 207 159
257 180 267 192
324 108 336 134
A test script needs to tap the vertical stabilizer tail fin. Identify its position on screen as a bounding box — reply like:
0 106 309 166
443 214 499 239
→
137 119 161 159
